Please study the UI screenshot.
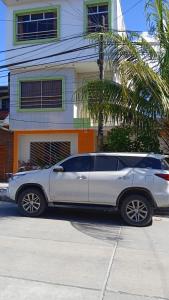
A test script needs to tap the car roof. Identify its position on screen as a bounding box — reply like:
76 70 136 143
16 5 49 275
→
71 153 165 160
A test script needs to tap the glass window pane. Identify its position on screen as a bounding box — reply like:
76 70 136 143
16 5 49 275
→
138 158 161 169
31 13 43 20
88 15 98 27
24 21 37 33
98 5 108 12
38 19 55 32
1 100 9 111
18 23 24 34
98 13 108 26
118 156 161 169
20 98 41 109
41 97 62 108
16 10 57 41
21 81 41 97
161 159 169 170
88 6 97 13
18 15 30 22
42 80 62 97
45 12 56 18
61 156 93 172
94 156 118 171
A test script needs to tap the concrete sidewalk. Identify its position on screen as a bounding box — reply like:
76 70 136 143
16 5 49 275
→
0 202 169 300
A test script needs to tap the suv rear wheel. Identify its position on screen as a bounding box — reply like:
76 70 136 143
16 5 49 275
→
120 194 153 227
17 187 47 217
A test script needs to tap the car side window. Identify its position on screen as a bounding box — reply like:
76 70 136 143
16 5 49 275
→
118 156 161 170
94 156 118 171
60 156 93 172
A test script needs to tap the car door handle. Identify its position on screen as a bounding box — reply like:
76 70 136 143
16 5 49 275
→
77 176 87 180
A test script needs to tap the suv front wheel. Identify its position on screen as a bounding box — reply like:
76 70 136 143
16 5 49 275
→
120 194 153 227
17 187 47 217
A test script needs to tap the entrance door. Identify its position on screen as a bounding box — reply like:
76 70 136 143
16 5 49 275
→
50 155 93 203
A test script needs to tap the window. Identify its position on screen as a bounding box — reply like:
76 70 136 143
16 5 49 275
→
20 79 63 110
0 99 9 111
1 99 9 111
87 4 109 33
61 156 93 172
94 156 118 171
118 156 162 170
16 9 58 42
30 142 70 167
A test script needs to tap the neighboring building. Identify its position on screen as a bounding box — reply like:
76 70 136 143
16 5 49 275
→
3 0 125 172
0 128 13 181
0 86 9 126
0 85 13 181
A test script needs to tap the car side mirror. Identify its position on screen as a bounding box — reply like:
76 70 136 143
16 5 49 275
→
53 166 64 173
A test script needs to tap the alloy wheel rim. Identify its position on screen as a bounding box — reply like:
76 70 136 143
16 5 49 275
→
126 200 148 223
22 193 41 213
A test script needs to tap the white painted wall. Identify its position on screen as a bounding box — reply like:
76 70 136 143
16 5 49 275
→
19 133 78 161
9 68 75 130
116 0 126 33
4 0 124 68
4 0 126 131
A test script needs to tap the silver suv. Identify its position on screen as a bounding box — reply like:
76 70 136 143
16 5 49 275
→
9 153 169 226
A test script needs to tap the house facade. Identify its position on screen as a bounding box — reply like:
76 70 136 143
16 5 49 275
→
3 0 125 172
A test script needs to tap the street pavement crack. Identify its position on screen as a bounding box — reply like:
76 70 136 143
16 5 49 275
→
0 274 100 292
99 225 122 300
107 288 169 300
0 233 113 248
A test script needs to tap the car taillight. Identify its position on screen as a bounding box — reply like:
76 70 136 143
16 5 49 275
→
155 174 169 181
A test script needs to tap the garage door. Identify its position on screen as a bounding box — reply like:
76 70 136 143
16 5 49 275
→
0 145 7 181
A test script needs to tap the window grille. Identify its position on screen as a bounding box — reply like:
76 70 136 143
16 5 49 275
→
87 4 109 33
30 141 71 168
20 80 63 109
17 11 57 41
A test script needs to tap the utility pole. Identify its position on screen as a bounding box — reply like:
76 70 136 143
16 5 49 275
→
97 16 105 151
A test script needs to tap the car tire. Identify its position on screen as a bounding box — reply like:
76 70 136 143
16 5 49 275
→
120 194 153 227
17 187 47 217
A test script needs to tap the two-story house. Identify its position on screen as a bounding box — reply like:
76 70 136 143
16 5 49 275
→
3 0 125 172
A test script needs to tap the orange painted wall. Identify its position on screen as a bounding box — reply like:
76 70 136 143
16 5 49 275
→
13 129 96 173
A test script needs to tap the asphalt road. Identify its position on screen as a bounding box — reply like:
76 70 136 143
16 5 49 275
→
0 201 169 300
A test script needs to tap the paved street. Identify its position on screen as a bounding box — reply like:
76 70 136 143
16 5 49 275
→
0 201 169 300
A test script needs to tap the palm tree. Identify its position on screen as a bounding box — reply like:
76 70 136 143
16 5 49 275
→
76 0 169 151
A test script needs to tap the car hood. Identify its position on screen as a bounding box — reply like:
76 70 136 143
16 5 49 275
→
14 169 44 176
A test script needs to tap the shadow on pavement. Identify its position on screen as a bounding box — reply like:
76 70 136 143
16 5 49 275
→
0 201 20 219
0 201 124 242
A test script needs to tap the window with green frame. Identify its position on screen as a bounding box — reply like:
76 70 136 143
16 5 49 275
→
15 9 58 42
20 79 63 109
87 3 109 32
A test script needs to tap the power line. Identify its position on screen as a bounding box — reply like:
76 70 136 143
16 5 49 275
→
0 32 86 54
0 43 98 70
0 35 157 71
119 0 144 19
0 33 87 65
0 53 99 81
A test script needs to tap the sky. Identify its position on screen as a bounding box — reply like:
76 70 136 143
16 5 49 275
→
0 0 147 85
